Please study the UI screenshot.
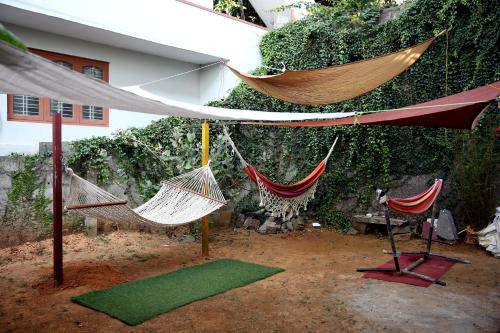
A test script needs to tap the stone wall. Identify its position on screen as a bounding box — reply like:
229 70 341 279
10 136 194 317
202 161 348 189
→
0 155 24 217
0 140 473 247
379 6 402 24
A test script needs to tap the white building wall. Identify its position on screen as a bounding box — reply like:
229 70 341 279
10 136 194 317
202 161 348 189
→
0 25 202 155
0 0 267 154
188 0 213 9
0 0 265 62
0 0 266 104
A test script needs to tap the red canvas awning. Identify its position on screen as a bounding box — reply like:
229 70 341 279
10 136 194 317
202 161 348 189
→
242 81 500 129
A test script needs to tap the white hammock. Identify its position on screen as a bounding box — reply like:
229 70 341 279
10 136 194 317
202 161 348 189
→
66 164 226 226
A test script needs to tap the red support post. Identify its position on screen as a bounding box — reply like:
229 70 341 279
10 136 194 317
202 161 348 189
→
52 112 63 287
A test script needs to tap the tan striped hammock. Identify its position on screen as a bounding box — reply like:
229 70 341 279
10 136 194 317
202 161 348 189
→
226 31 445 105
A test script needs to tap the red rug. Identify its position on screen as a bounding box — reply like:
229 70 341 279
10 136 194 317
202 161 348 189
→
362 253 456 287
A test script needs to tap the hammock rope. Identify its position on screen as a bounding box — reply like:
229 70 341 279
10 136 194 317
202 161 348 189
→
223 128 338 220
66 164 226 226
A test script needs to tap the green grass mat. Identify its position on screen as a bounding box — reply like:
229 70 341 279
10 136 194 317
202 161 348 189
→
71 259 284 325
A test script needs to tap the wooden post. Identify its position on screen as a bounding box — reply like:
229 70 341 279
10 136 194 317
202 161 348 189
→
201 121 210 256
52 111 63 286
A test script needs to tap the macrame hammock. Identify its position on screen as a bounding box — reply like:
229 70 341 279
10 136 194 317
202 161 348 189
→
223 128 338 220
65 164 226 226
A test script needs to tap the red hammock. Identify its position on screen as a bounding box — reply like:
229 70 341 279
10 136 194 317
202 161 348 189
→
387 179 443 215
244 162 326 198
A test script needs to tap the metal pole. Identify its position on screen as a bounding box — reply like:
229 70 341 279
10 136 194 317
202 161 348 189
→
52 111 63 286
384 204 400 272
201 121 209 256
425 202 438 257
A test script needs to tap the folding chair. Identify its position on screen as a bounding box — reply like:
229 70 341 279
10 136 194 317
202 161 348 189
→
357 179 470 286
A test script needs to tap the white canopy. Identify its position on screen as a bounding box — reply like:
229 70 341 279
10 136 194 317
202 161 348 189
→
0 41 354 121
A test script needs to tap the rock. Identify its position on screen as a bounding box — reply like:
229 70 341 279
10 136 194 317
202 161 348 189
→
347 227 359 235
393 233 412 241
235 214 246 228
178 234 195 243
312 222 321 229
294 215 305 225
352 222 368 234
248 209 266 216
213 205 232 228
392 225 411 234
259 221 279 234
0 174 11 189
286 221 294 231
289 216 305 230
243 217 260 230
264 216 276 224
437 209 458 240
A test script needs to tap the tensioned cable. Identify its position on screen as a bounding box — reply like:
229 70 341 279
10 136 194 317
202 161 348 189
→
139 59 224 87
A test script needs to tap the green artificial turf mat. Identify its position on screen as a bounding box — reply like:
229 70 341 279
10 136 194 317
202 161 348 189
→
72 259 284 325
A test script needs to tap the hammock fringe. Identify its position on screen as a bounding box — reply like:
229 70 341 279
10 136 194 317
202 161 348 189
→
224 128 338 220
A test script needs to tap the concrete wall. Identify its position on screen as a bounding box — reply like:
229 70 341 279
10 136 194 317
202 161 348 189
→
0 0 266 104
0 0 266 63
0 0 266 153
0 24 204 155
248 0 314 28
188 0 213 9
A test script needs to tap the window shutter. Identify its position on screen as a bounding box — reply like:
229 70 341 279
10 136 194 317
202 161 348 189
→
13 95 39 116
50 61 74 118
82 66 104 120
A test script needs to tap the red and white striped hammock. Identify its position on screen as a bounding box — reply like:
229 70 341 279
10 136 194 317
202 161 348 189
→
224 128 338 220
384 179 443 215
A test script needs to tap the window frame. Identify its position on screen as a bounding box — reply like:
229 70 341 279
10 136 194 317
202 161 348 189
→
7 49 110 127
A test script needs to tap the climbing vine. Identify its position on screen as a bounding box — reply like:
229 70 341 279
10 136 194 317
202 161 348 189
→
3 153 53 233
67 0 499 230
67 118 236 201
211 0 500 228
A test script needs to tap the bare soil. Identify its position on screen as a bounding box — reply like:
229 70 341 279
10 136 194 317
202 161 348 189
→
0 228 498 333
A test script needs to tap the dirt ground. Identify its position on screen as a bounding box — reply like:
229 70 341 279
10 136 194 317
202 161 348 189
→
0 228 498 333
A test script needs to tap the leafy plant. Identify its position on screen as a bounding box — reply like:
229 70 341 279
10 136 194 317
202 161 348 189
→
66 0 499 230
213 0 264 25
212 0 500 222
316 202 352 231
67 117 235 202
452 111 499 230
4 154 53 233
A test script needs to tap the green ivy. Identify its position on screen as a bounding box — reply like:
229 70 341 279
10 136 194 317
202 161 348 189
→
68 118 236 201
67 0 499 230
316 204 352 232
211 0 500 229
4 154 53 232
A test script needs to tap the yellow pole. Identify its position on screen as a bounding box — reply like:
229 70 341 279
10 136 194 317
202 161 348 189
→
201 121 210 256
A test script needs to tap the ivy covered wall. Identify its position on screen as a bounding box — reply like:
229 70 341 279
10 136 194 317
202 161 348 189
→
64 0 499 231
211 0 500 228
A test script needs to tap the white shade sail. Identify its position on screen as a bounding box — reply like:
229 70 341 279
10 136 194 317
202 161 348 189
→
0 41 354 121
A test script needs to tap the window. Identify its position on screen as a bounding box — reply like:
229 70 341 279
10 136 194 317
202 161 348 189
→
13 95 40 116
7 49 109 126
50 61 73 119
82 66 104 121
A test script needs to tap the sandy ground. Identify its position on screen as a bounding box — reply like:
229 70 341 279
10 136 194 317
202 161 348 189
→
0 228 498 333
